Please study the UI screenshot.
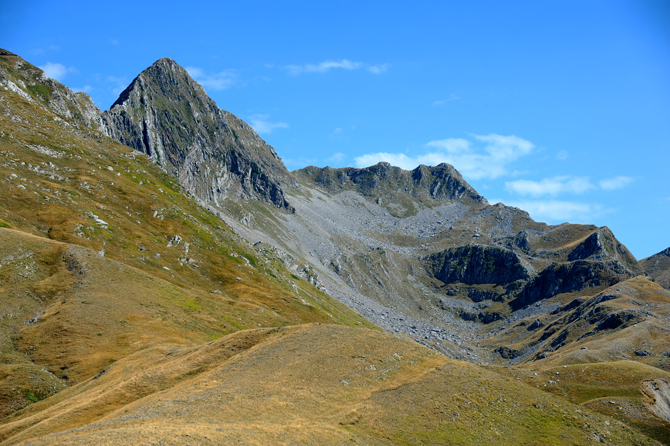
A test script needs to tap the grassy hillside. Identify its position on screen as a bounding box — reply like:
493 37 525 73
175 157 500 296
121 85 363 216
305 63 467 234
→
0 54 374 417
0 324 658 445
1 49 669 444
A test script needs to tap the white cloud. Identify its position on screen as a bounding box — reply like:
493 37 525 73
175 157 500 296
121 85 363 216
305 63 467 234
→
366 63 390 74
39 62 76 81
433 94 459 106
327 152 346 165
72 85 93 93
503 200 606 223
599 176 634 190
353 152 443 171
355 133 535 179
505 176 595 197
185 66 236 91
328 127 348 139
283 157 318 169
106 76 130 96
248 114 289 134
556 150 568 160
284 59 389 75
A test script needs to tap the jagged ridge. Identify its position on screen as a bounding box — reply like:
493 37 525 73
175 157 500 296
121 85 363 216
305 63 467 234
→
101 58 294 210
295 162 487 206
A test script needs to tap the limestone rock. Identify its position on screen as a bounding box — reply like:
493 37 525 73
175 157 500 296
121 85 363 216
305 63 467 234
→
568 227 641 274
100 58 293 211
640 246 670 289
0 48 103 131
511 259 634 310
294 162 487 206
426 244 532 286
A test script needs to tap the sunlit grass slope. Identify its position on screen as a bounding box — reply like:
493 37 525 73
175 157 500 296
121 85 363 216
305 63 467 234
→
0 54 374 416
0 324 658 445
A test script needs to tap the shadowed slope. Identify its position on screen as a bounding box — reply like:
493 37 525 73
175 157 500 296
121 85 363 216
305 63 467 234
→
641 248 670 289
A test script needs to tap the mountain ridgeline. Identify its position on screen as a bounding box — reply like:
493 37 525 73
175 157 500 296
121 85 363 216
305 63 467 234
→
95 57 664 350
100 58 294 211
294 162 488 206
2 49 670 444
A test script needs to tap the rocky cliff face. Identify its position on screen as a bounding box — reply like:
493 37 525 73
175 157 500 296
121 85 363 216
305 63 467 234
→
568 227 641 273
427 245 532 286
510 259 635 310
295 162 487 207
0 49 102 131
640 247 670 289
91 56 653 360
101 58 293 210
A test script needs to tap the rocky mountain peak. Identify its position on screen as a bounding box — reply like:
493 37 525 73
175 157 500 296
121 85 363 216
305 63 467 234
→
101 57 293 210
110 57 203 111
294 162 487 206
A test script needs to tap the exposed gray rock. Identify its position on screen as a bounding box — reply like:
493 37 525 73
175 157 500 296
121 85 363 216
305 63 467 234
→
640 246 670 289
0 50 103 131
634 349 653 357
295 162 487 207
426 244 532 286
511 260 634 310
100 58 294 211
568 227 642 274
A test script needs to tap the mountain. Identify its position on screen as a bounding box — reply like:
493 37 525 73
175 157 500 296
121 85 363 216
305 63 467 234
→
101 58 294 211
97 60 644 360
641 247 670 289
1 49 669 444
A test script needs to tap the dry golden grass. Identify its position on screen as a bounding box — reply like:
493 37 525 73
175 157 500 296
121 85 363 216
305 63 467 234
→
0 324 659 445
1 50 668 444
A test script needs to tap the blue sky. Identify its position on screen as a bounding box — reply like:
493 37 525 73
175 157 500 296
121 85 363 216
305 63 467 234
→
2 0 669 259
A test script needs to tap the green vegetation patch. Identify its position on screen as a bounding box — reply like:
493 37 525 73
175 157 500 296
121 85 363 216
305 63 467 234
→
26 83 53 100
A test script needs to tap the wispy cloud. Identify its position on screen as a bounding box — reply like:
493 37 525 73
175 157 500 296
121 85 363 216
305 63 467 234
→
72 85 93 93
106 76 130 96
433 94 459 106
366 63 390 74
248 114 289 134
354 133 535 179
599 176 634 190
39 62 77 81
185 66 237 91
283 157 318 169
505 176 595 197
284 59 390 75
327 152 346 165
31 45 59 56
502 199 606 223
556 150 568 160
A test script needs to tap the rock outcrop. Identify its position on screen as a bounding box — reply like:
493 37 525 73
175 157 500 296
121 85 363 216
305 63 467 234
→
640 247 670 289
294 162 487 206
568 227 641 274
0 49 103 131
427 245 532 285
511 259 634 310
101 58 293 210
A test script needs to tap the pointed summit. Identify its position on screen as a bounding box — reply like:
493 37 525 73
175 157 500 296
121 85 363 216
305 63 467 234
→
101 58 293 210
